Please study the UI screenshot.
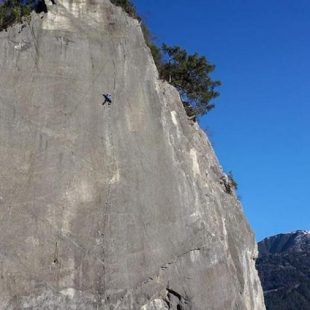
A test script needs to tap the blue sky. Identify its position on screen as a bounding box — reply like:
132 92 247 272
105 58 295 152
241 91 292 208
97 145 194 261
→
133 0 310 241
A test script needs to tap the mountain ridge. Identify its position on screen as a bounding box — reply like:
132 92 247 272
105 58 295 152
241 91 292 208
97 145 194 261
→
258 230 310 255
257 230 310 310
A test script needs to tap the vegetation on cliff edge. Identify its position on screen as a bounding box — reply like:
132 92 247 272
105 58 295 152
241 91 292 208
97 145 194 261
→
0 0 32 31
111 0 221 118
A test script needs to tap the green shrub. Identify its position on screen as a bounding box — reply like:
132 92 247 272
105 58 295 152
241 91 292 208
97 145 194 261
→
221 171 238 194
110 0 137 18
0 0 32 31
228 171 238 191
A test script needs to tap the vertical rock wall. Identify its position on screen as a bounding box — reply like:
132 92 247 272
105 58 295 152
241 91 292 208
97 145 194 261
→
0 0 265 309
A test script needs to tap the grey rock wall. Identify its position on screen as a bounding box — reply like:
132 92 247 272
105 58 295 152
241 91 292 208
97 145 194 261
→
0 1 265 309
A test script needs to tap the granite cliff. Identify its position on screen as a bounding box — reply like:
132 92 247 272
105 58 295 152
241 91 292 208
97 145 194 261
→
0 1 265 309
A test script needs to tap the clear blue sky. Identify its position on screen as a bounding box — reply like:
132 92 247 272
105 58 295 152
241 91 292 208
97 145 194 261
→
133 0 310 241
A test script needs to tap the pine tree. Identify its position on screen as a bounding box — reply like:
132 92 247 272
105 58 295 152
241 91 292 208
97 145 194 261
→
160 44 221 117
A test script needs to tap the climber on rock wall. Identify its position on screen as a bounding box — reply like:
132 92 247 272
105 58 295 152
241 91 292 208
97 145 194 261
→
102 94 112 105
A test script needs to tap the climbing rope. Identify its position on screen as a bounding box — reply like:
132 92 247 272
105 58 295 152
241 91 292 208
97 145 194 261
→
97 41 118 306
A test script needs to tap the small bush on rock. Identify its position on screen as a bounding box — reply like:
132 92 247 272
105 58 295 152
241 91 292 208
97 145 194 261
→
110 0 137 18
0 0 32 31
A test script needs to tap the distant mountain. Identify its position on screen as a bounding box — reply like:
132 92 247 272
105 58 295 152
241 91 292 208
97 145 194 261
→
256 231 310 310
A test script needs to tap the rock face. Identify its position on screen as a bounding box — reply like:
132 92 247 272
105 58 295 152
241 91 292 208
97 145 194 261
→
0 1 265 309
257 231 310 310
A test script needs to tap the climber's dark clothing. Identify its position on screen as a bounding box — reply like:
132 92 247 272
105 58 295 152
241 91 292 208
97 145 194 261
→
102 94 112 105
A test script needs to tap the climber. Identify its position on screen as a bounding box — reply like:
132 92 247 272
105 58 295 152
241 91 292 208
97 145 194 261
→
102 93 112 105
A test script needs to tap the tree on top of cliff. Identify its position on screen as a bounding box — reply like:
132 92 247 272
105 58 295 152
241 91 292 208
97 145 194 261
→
160 44 221 117
0 0 48 31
